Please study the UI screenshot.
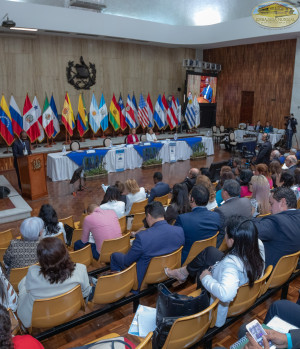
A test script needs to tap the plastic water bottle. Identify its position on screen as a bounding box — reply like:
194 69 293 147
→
174 132 178 141
62 145 66 155
207 131 210 137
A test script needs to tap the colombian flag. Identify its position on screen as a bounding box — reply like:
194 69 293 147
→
77 94 89 137
61 93 75 136
0 95 14 146
109 94 120 131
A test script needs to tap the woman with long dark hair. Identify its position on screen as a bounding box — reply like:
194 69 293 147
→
100 185 125 218
38 204 66 242
165 215 265 327
239 169 253 197
165 183 191 224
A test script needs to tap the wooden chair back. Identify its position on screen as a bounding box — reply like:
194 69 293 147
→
31 284 85 329
218 237 228 252
259 251 300 296
131 213 146 232
60 216 74 228
0 247 7 263
99 232 131 264
227 265 273 317
92 263 136 304
139 246 183 291
162 299 219 349
129 199 148 215
154 194 169 206
10 265 33 291
0 229 13 248
182 231 219 266
118 216 127 234
69 244 93 267
70 229 83 248
136 332 152 349
55 232 65 243
256 213 271 218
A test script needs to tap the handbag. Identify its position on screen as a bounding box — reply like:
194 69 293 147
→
64 223 74 246
152 283 210 349
71 337 134 349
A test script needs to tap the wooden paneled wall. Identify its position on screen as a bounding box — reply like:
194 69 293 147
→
203 39 296 128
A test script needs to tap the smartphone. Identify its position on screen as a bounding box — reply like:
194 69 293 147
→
246 319 276 349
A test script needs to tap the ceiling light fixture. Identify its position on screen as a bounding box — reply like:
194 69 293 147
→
10 27 38 32
193 8 222 26
1 13 16 28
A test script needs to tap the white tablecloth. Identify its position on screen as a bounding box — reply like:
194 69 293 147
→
234 130 282 146
47 137 214 181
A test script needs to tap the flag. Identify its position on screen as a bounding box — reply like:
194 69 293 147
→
193 96 200 127
132 94 139 127
23 94 41 142
153 95 165 129
166 96 179 130
146 93 154 128
176 98 182 125
61 93 75 136
42 95 54 138
161 94 169 127
9 96 23 136
118 94 127 131
109 93 120 131
185 96 196 129
77 94 89 137
32 96 45 143
50 94 60 138
89 93 101 134
0 95 14 146
125 94 136 129
99 93 108 131
138 93 149 129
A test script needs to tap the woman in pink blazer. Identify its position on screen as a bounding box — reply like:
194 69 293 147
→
127 128 139 144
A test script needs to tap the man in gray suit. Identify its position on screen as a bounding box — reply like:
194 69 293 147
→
214 179 252 246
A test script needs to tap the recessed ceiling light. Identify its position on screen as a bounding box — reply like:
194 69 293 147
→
10 27 38 32
193 8 222 26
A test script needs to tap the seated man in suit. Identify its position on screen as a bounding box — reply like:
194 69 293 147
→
214 179 252 246
146 172 171 203
175 184 221 264
110 201 184 290
254 187 300 268
12 131 32 190
285 155 298 176
181 168 199 192
254 133 272 166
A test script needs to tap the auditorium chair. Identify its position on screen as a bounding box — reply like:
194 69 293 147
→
154 194 169 206
0 229 13 248
297 198 300 209
129 199 148 215
74 213 87 229
137 246 183 291
229 132 237 151
69 244 93 268
30 284 85 331
131 212 146 232
161 298 219 349
212 126 218 142
259 251 300 296
118 215 127 234
182 231 219 267
256 213 271 218
0 247 6 263
55 232 65 243
91 263 136 304
98 232 131 264
70 228 83 248
10 264 35 291
136 332 152 349
60 216 75 228
218 238 228 253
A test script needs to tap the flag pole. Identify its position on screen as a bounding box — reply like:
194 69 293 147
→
3 146 12 154
44 135 52 148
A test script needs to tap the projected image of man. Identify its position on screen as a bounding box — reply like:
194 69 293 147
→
200 78 213 103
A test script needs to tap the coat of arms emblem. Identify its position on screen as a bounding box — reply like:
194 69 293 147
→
66 56 96 90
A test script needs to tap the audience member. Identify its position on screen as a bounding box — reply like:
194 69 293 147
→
74 204 122 260
239 169 253 198
254 187 300 268
196 175 217 210
38 204 67 242
254 163 273 188
291 168 300 200
200 167 212 180
254 133 272 165
215 170 235 206
285 155 298 175
110 201 184 289
279 148 286 164
127 128 139 144
3 217 44 278
165 183 191 224
264 121 273 133
181 168 200 192
279 171 294 188
0 267 17 312
146 127 157 142
114 180 127 205
214 180 252 245
269 160 282 188
100 186 125 218
0 305 44 349
125 179 146 215
175 185 221 263
146 171 170 203
250 175 271 217
270 149 281 162
17 238 91 328
215 166 232 191
254 120 263 132
166 215 264 327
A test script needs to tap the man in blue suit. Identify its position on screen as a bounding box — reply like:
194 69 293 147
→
146 172 171 203
200 78 213 103
110 201 184 290
175 184 221 264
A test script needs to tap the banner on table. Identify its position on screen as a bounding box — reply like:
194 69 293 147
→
115 149 125 172
169 142 176 163
66 148 109 167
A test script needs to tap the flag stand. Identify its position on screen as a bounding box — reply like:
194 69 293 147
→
44 136 52 148
3 146 12 154
34 140 42 148
80 137 85 142
63 131 71 145
100 129 105 138
90 131 97 140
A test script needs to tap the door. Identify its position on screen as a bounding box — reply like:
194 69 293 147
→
240 91 254 124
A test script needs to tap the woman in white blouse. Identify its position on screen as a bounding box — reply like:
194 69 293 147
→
100 186 125 218
146 127 157 142
125 179 147 215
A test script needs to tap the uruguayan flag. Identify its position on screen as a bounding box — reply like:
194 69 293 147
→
193 96 200 127
185 97 196 129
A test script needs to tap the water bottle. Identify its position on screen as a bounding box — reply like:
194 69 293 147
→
23 147 28 156
207 131 210 137
174 132 178 141
62 145 66 155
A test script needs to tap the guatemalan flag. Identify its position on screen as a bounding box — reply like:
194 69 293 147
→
132 94 139 127
137 93 149 129
9 96 23 136
99 93 108 131
125 94 136 128
153 95 165 129
50 95 60 138
89 93 101 134
146 93 154 128
0 95 14 146
185 96 196 129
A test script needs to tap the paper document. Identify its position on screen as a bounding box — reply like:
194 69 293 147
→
128 305 157 338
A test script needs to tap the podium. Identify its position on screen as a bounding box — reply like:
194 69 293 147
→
18 154 48 200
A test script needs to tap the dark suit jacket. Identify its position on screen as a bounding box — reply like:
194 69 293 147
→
254 210 300 268
110 220 184 289
290 329 300 348
148 181 171 203
255 141 272 165
181 177 196 192
287 165 297 176
214 197 252 246
175 207 221 264
12 139 32 167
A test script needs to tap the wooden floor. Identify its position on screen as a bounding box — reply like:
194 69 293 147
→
0 145 299 349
